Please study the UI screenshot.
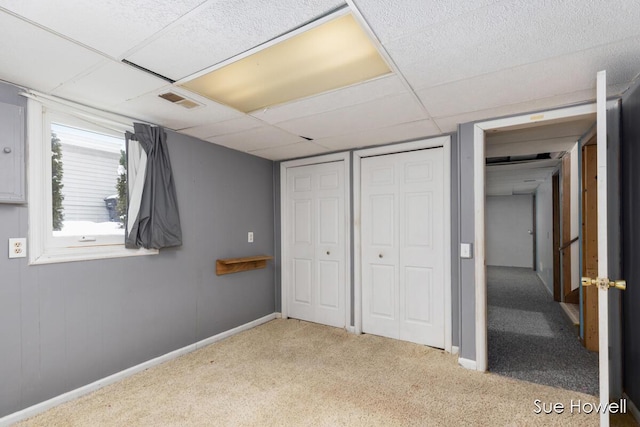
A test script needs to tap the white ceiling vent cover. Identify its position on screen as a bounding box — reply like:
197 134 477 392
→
158 92 203 109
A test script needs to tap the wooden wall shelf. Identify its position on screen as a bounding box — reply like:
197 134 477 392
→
216 255 273 276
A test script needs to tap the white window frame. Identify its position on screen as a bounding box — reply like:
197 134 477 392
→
27 97 158 264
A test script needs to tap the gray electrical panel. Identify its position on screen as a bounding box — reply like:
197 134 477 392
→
0 101 25 203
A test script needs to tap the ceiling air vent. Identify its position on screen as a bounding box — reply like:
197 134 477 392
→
158 92 203 109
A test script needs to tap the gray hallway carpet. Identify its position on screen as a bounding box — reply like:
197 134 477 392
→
488 266 599 396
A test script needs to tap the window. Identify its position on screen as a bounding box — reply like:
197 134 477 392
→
27 96 157 264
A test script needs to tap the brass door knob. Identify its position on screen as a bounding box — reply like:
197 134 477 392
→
581 277 595 287
612 280 626 291
581 277 626 290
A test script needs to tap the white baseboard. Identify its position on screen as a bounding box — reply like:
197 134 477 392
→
274 312 282 319
624 393 640 423
0 313 277 427
458 357 478 370
559 302 580 326
346 325 356 334
537 272 554 298
451 346 460 355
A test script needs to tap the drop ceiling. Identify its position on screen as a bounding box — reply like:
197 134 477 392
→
0 0 638 161
485 116 595 196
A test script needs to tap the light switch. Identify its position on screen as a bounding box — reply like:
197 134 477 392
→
248 232 254 243
460 243 473 259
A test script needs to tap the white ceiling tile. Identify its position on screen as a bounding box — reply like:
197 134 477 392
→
486 120 594 146
432 99 583 134
486 138 578 158
487 174 551 186
487 159 561 173
249 141 330 161
113 86 244 129
250 75 406 124
353 0 499 43
418 39 640 120
0 11 104 93
0 0 204 58
2 1 639 158
314 119 440 151
204 126 303 152
275 93 427 139
484 118 594 156
383 0 640 90
486 188 514 197
51 60 168 107
432 81 630 133
486 185 536 196
179 116 264 139
486 162 558 196
126 0 343 81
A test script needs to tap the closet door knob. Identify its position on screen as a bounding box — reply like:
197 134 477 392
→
3 147 11 154
379 254 383 258
326 251 330 255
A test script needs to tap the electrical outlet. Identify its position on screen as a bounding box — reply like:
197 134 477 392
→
9 238 27 259
248 232 254 243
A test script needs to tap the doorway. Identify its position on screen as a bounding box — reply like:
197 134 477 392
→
472 104 598 371
482 114 599 394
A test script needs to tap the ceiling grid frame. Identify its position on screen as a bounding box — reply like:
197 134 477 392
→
0 0 639 164
345 0 442 134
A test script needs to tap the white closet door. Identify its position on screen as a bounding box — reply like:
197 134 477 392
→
361 148 445 348
287 161 345 328
361 157 399 338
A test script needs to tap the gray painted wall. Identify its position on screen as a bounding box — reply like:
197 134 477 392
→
607 99 623 399
621 78 640 409
0 82 275 417
535 176 554 294
449 134 460 348
485 195 533 268
457 123 476 361
273 162 281 313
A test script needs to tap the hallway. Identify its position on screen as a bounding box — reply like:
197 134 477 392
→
488 266 598 395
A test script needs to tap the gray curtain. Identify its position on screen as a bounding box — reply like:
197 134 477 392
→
125 123 182 249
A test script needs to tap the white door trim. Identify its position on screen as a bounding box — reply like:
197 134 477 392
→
354 136 452 352
472 103 597 372
596 70 610 427
280 152 351 329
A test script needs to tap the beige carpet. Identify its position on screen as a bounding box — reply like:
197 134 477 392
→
14 319 634 426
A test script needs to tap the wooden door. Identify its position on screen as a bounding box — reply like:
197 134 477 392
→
582 142 599 351
561 152 579 303
552 173 561 301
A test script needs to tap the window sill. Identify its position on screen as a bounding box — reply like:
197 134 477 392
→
29 244 159 265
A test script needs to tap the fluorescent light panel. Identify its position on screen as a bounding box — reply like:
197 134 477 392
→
180 13 391 113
